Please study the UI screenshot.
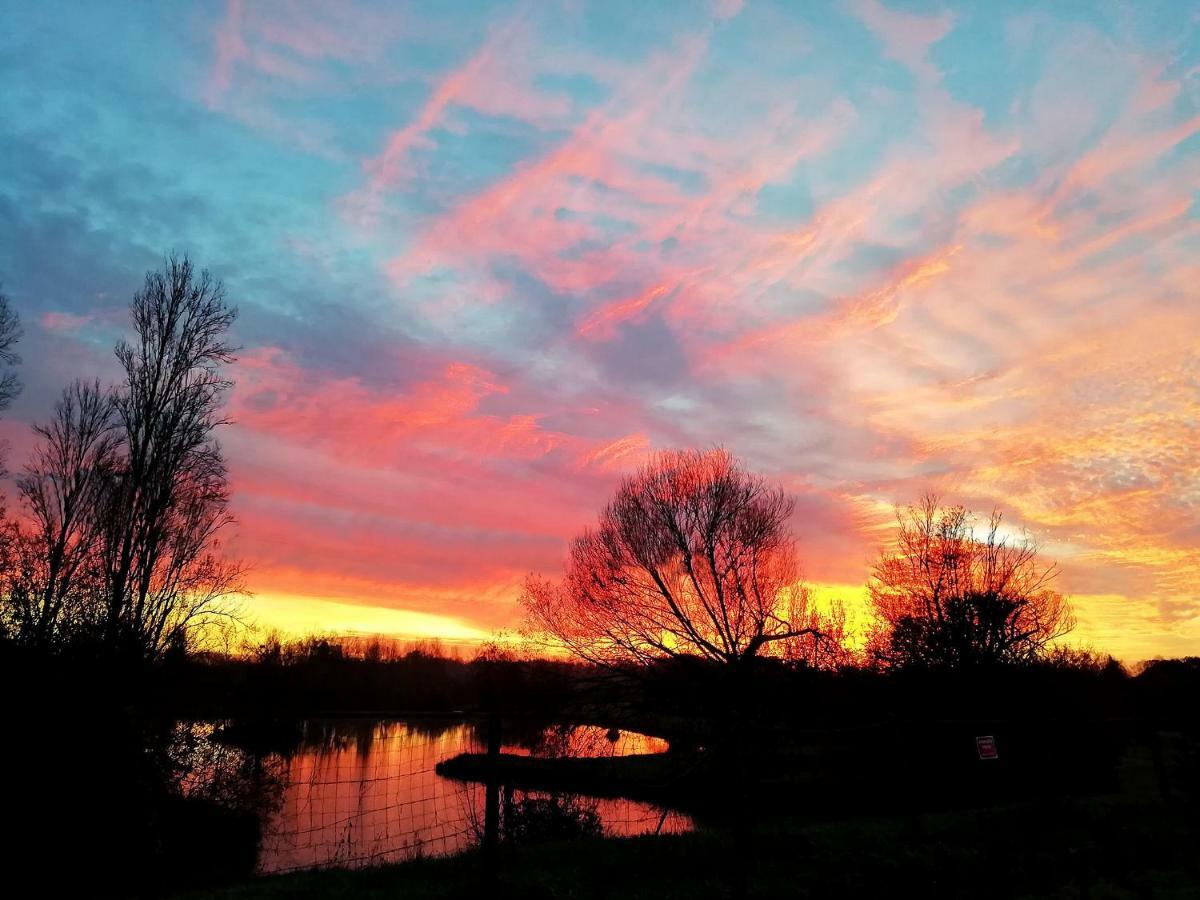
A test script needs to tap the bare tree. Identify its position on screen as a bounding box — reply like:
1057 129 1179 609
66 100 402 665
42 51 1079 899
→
8 381 118 646
781 599 854 669
0 284 21 414
867 494 1074 668
521 449 827 670
0 285 26 642
97 255 243 657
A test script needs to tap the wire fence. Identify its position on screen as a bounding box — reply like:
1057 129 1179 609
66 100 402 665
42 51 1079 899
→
182 714 1195 879
245 718 692 875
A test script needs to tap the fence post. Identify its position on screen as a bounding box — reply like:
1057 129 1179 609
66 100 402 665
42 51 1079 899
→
484 713 502 877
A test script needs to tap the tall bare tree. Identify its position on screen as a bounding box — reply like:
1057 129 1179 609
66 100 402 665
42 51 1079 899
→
522 448 827 670
9 381 118 646
0 284 21 414
98 255 243 657
867 494 1074 668
0 285 24 642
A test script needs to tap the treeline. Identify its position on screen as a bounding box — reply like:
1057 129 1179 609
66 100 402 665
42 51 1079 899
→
159 636 586 720
0 256 241 661
35 624 1195 739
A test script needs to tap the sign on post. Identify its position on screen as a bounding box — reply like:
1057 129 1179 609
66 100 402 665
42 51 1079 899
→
976 735 999 760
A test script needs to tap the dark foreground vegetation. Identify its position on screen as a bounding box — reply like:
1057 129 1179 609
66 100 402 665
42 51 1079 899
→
162 652 1200 898
184 796 1200 900
8 638 1200 896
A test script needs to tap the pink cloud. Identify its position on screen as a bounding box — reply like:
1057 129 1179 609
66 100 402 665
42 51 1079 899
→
205 0 247 107
576 283 674 340
347 26 515 223
40 311 94 333
851 0 954 82
712 0 744 22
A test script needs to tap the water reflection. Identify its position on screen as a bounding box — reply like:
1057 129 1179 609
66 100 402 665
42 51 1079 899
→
200 719 689 874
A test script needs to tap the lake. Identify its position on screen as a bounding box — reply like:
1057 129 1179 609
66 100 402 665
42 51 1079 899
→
184 718 693 874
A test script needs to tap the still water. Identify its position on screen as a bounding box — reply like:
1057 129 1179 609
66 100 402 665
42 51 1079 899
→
188 719 692 874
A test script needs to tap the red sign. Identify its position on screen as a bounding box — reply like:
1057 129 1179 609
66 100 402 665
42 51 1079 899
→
976 735 999 760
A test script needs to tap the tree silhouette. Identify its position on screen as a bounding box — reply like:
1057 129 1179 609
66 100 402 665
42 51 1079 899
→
0 258 244 657
867 494 1074 668
521 448 827 670
96 254 243 657
781 598 853 669
9 381 118 646
0 284 22 484
0 284 21 414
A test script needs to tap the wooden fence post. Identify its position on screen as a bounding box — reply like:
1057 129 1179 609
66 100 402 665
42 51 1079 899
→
484 713 502 879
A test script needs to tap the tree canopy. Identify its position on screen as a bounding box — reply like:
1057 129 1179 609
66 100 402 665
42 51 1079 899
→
868 494 1074 668
522 448 831 669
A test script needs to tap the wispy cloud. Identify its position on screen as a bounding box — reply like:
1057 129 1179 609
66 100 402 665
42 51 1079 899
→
1 0 1197 656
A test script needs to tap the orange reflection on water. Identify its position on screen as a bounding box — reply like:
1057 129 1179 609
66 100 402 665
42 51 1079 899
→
257 721 689 874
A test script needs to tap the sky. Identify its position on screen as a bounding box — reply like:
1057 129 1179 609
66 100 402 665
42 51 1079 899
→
0 0 1197 662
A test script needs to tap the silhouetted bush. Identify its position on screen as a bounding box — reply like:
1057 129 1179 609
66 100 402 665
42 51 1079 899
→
503 793 603 845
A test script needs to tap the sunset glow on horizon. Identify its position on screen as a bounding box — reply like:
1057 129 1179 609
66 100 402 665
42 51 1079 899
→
2 1 1198 662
